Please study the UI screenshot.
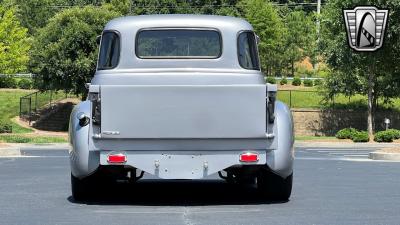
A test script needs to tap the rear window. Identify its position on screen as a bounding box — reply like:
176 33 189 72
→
98 31 120 70
237 31 260 70
136 29 222 59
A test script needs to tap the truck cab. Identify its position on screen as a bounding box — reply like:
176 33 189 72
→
69 15 294 201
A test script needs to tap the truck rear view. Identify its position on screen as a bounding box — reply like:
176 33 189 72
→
69 15 294 201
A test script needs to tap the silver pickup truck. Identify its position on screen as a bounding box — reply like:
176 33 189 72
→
69 14 294 201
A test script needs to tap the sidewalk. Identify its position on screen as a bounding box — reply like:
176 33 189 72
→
295 141 400 148
0 143 69 156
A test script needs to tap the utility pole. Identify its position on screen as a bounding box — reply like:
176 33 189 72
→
315 0 321 72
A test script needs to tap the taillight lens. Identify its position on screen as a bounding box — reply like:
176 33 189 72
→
107 152 127 164
239 152 259 162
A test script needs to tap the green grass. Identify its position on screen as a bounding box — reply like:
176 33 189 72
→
0 89 34 133
0 134 67 143
0 89 69 134
278 90 400 110
295 136 337 141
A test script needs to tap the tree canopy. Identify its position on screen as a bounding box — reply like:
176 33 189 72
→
0 5 30 74
30 5 120 94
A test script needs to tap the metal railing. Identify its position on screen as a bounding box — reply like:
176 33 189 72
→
19 90 69 124
277 90 329 109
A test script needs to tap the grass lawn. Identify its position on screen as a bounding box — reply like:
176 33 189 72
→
0 134 67 143
0 89 69 134
277 86 400 110
0 89 34 133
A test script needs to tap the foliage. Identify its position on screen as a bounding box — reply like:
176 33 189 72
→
313 79 323 86
30 5 120 95
0 122 12 133
0 5 31 74
351 131 369 142
266 76 276 84
321 0 400 135
17 78 33 89
292 76 301 86
374 129 400 142
238 0 285 76
280 77 288 85
303 79 313 87
283 10 316 77
0 75 17 88
336 128 358 139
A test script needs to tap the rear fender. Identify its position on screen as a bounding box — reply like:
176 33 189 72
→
265 101 294 178
69 100 99 178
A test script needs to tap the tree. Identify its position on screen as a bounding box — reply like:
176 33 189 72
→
283 10 315 77
238 0 285 76
321 0 400 137
30 5 120 95
0 5 31 74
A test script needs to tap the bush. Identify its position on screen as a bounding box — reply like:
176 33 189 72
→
336 128 358 139
0 76 18 88
0 122 12 133
374 129 400 142
292 77 302 86
303 79 313 87
18 78 33 89
313 79 323 86
266 76 276 84
352 131 369 142
280 77 288 85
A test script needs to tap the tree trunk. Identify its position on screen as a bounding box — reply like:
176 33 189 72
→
291 60 294 77
367 63 375 140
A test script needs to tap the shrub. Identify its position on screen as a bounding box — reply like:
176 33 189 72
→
374 129 400 142
336 128 358 139
0 76 18 88
280 77 288 85
303 79 313 87
266 76 276 84
352 131 369 142
0 122 12 133
18 78 33 89
292 77 302 86
313 79 323 86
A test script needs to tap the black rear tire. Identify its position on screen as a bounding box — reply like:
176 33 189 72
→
71 173 98 201
257 169 293 201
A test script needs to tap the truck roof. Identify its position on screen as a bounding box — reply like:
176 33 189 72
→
104 14 253 31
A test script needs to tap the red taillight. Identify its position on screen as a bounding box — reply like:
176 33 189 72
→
107 153 127 164
239 152 259 162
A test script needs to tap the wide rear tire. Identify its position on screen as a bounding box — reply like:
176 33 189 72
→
257 169 293 201
71 173 97 201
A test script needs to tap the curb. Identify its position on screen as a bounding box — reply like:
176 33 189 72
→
295 141 400 148
0 147 21 157
369 152 400 161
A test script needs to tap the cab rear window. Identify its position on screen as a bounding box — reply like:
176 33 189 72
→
136 29 222 59
98 31 120 70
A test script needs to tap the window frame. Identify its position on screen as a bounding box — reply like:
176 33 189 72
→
237 30 260 70
135 28 223 59
97 30 121 70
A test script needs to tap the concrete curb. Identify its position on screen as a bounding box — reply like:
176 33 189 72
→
295 141 400 148
0 147 21 157
369 152 400 161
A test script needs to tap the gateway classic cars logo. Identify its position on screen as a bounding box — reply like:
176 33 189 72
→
343 6 388 51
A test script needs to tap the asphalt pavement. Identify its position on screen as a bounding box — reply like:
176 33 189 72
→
0 146 399 225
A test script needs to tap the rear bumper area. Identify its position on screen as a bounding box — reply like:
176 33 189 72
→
100 150 267 179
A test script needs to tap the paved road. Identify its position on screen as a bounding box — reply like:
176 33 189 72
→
0 146 399 225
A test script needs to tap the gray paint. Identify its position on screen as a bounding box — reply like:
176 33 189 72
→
69 15 294 180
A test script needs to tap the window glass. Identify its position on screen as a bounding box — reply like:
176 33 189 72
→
238 32 260 70
136 29 221 58
98 32 120 70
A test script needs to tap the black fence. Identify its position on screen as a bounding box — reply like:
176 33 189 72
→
19 90 68 124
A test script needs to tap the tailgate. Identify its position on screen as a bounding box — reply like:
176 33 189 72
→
100 85 266 139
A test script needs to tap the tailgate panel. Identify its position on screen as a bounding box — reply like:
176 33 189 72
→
100 85 266 139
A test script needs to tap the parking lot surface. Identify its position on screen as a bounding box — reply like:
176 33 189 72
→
0 146 399 225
